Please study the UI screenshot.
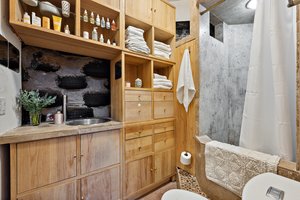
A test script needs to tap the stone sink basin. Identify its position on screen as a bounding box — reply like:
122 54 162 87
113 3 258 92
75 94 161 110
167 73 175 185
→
65 118 110 126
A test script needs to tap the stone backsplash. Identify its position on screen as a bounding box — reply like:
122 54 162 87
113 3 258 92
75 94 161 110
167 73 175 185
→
22 46 111 124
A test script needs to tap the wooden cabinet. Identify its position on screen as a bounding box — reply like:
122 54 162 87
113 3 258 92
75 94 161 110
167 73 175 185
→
125 90 152 122
81 166 120 200
125 0 175 34
81 130 120 174
125 156 154 197
154 92 174 119
125 0 153 24
123 120 175 199
17 182 77 200
153 0 176 34
154 148 176 183
11 129 121 200
94 0 120 10
16 136 77 193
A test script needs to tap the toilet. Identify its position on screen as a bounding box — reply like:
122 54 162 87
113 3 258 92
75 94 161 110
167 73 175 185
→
161 189 208 200
242 172 300 200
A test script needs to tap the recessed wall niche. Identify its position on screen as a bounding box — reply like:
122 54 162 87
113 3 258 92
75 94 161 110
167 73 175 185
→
210 12 224 43
22 46 111 124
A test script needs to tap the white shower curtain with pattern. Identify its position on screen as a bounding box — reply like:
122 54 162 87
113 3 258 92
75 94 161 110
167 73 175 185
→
239 0 296 161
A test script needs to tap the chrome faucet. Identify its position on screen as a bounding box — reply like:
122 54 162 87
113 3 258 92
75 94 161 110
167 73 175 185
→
63 94 67 123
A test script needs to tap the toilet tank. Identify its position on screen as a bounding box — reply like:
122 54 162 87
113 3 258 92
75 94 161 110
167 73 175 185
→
242 173 300 200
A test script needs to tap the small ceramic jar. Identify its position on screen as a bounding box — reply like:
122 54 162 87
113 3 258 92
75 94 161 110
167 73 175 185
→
135 78 142 88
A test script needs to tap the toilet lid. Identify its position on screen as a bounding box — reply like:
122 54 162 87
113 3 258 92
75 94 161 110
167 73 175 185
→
161 189 208 200
242 173 300 200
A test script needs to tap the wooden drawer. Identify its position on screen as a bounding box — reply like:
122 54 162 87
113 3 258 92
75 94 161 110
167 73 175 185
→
154 92 174 102
125 102 152 122
154 131 175 152
125 90 152 102
154 101 174 119
125 124 153 140
154 121 174 134
125 136 153 161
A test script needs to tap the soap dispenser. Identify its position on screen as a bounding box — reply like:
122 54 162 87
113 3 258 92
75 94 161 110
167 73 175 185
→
23 12 31 24
92 27 98 41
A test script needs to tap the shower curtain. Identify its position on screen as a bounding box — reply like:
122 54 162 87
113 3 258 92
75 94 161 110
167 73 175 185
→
239 0 296 160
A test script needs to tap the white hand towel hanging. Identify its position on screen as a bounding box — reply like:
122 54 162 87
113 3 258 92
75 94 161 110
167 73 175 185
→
176 49 195 112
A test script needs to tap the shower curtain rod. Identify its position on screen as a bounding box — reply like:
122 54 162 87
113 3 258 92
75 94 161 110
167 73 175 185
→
287 0 300 7
199 0 225 15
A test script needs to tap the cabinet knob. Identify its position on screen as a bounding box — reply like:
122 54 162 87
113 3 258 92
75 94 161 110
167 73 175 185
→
73 155 77 159
138 103 141 107
163 96 166 100
81 196 84 200
138 146 142 151
138 95 141 100
80 154 84 157
154 9 157 13
151 8 153 11
164 109 166 113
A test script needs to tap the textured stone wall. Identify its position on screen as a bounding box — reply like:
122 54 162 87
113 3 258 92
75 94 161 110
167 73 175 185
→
200 11 253 145
22 46 111 124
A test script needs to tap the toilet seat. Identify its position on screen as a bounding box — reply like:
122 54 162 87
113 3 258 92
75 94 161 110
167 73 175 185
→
161 189 208 200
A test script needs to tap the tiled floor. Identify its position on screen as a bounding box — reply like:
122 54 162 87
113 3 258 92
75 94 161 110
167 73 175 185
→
138 182 177 200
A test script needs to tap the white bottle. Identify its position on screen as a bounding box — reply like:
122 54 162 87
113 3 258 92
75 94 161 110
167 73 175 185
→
90 12 95 24
96 14 100 26
92 27 98 41
100 17 105 28
83 10 88 22
54 111 64 125
31 12 36 25
99 34 104 43
106 18 110 29
23 12 31 24
107 39 111 45
64 25 70 34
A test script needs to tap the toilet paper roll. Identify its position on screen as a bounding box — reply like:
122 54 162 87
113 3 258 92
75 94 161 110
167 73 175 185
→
180 151 192 165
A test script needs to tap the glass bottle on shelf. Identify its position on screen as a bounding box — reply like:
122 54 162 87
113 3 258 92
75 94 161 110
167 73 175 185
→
90 12 95 24
106 18 111 29
92 27 98 41
96 14 100 26
107 39 111 45
64 25 70 34
83 10 88 22
100 17 105 28
111 20 117 31
99 34 104 43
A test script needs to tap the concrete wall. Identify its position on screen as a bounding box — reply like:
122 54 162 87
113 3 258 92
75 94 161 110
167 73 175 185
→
199 10 253 145
0 0 22 199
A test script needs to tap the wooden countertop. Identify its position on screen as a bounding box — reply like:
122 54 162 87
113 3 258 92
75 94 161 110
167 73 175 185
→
0 121 123 144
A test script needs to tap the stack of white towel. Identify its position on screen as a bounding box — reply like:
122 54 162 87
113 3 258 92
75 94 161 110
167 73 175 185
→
154 41 172 59
153 73 173 90
125 26 150 55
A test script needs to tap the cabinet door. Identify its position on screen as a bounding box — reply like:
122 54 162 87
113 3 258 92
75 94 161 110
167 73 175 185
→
125 156 154 197
81 130 120 174
17 136 77 193
153 0 175 33
17 182 77 200
81 166 120 200
125 0 153 24
154 148 175 182
93 0 120 10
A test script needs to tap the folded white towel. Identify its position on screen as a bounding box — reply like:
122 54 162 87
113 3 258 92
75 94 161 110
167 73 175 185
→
154 41 172 52
153 85 172 90
153 79 172 85
126 46 150 54
126 26 144 34
205 141 280 196
153 73 167 80
154 49 171 59
176 49 195 112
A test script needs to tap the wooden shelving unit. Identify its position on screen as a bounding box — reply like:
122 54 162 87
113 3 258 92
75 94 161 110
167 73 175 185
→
9 0 176 199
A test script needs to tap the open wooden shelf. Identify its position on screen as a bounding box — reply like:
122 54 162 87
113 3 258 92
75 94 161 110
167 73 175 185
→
11 21 121 59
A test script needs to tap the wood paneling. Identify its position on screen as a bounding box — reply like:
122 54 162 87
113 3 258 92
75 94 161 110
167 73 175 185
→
125 156 154 197
81 130 120 174
153 101 174 119
125 90 152 101
93 0 120 10
153 0 176 34
175 39 198 175
17 136 77 193
153 121 174 134
125 101 152 122
18 182 77 200
81 166 120 200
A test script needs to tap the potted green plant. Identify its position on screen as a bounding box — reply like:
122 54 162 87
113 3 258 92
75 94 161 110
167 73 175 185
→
18 90 56 126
